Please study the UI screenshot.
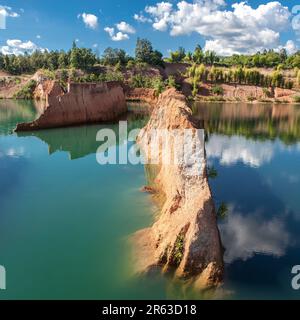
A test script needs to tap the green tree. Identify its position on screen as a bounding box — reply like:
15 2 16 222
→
135 38 163 66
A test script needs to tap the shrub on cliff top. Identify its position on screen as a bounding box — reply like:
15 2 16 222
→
293 95 300 103
212 85 224 95
13 80 37 99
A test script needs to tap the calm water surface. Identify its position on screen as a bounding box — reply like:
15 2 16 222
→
0 100 300 299
194 102 300 299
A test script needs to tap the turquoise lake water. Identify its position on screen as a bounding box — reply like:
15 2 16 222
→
0 99 300 299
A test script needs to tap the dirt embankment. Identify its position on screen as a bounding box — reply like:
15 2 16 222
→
132 88 224 289
0 75 32 99
125 87 158 108
15 81 127 131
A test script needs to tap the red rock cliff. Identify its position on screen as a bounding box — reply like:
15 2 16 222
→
15 81 126 131
132 88 224 289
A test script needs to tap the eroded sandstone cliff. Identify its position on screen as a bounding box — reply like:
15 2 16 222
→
132 88 224 289
15 81 126 131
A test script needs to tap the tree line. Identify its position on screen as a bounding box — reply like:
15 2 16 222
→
0 39 164 75
1 38 300 76
167 45 300 69
188 64 294 97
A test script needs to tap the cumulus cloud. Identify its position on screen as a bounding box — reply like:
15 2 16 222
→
104 27 129 41
116 21 136 34
277 40 298 55
0 39 46 55
206 135 274 167
292 5 300 35
220 207 290 263
134 13 152 23
0 5 20 18
139 0 294 55
78 13 98 29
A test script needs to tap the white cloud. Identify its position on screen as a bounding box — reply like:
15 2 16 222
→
116 21 136 34
104 27 115 37
134 13 152 23
36 35 41 39
0 5 20 18
276 40 298 55
78 13 98 30
0 39 46 55
220 208 290 263
112 32 129 41
104 27 129 41
206 135 274 167
141 0 293 55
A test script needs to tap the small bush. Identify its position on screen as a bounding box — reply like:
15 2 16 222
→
217 202 228 219
126 60 135 69
262 87 272 98
166 75 177 89
247 95 256 102
207 166 218 179
13 80 37 99
211 85 224 95
173 233 185 266
293 95 300 103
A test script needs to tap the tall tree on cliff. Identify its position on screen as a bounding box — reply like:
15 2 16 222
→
70 41 96 71
135 38 164 67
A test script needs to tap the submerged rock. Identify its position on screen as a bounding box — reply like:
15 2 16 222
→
132 88 224 289
15 81 126 131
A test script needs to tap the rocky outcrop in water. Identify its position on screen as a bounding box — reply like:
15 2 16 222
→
15 81 126 131
132 88 224 289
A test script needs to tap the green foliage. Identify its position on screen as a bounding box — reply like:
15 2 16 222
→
207 166 218 179
187 64 292 89
70 46 96 70
0 42 98 75
263 87 272 98
114 61 122 72
152 77 165 96
13 80 37 99
166 75 177 88
126 60 136 69
247 95 256 102
193 45 204 64
192 79 198 97
297 70 300 86
217 202 228 219
135 38 164 67
293 95 300 103
167 47 186 63
173 233 185 266
212 86 224 95
130 74 165 96
60 69 69 83
102 47 130 66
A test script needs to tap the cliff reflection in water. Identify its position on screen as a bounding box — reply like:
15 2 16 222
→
17 112 149 160
193 102 300 144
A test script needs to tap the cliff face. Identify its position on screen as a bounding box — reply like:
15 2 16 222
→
133 88 224 289
125 87 158 108
15 81 126 131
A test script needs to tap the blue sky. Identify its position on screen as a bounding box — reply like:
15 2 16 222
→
0 0 299 56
